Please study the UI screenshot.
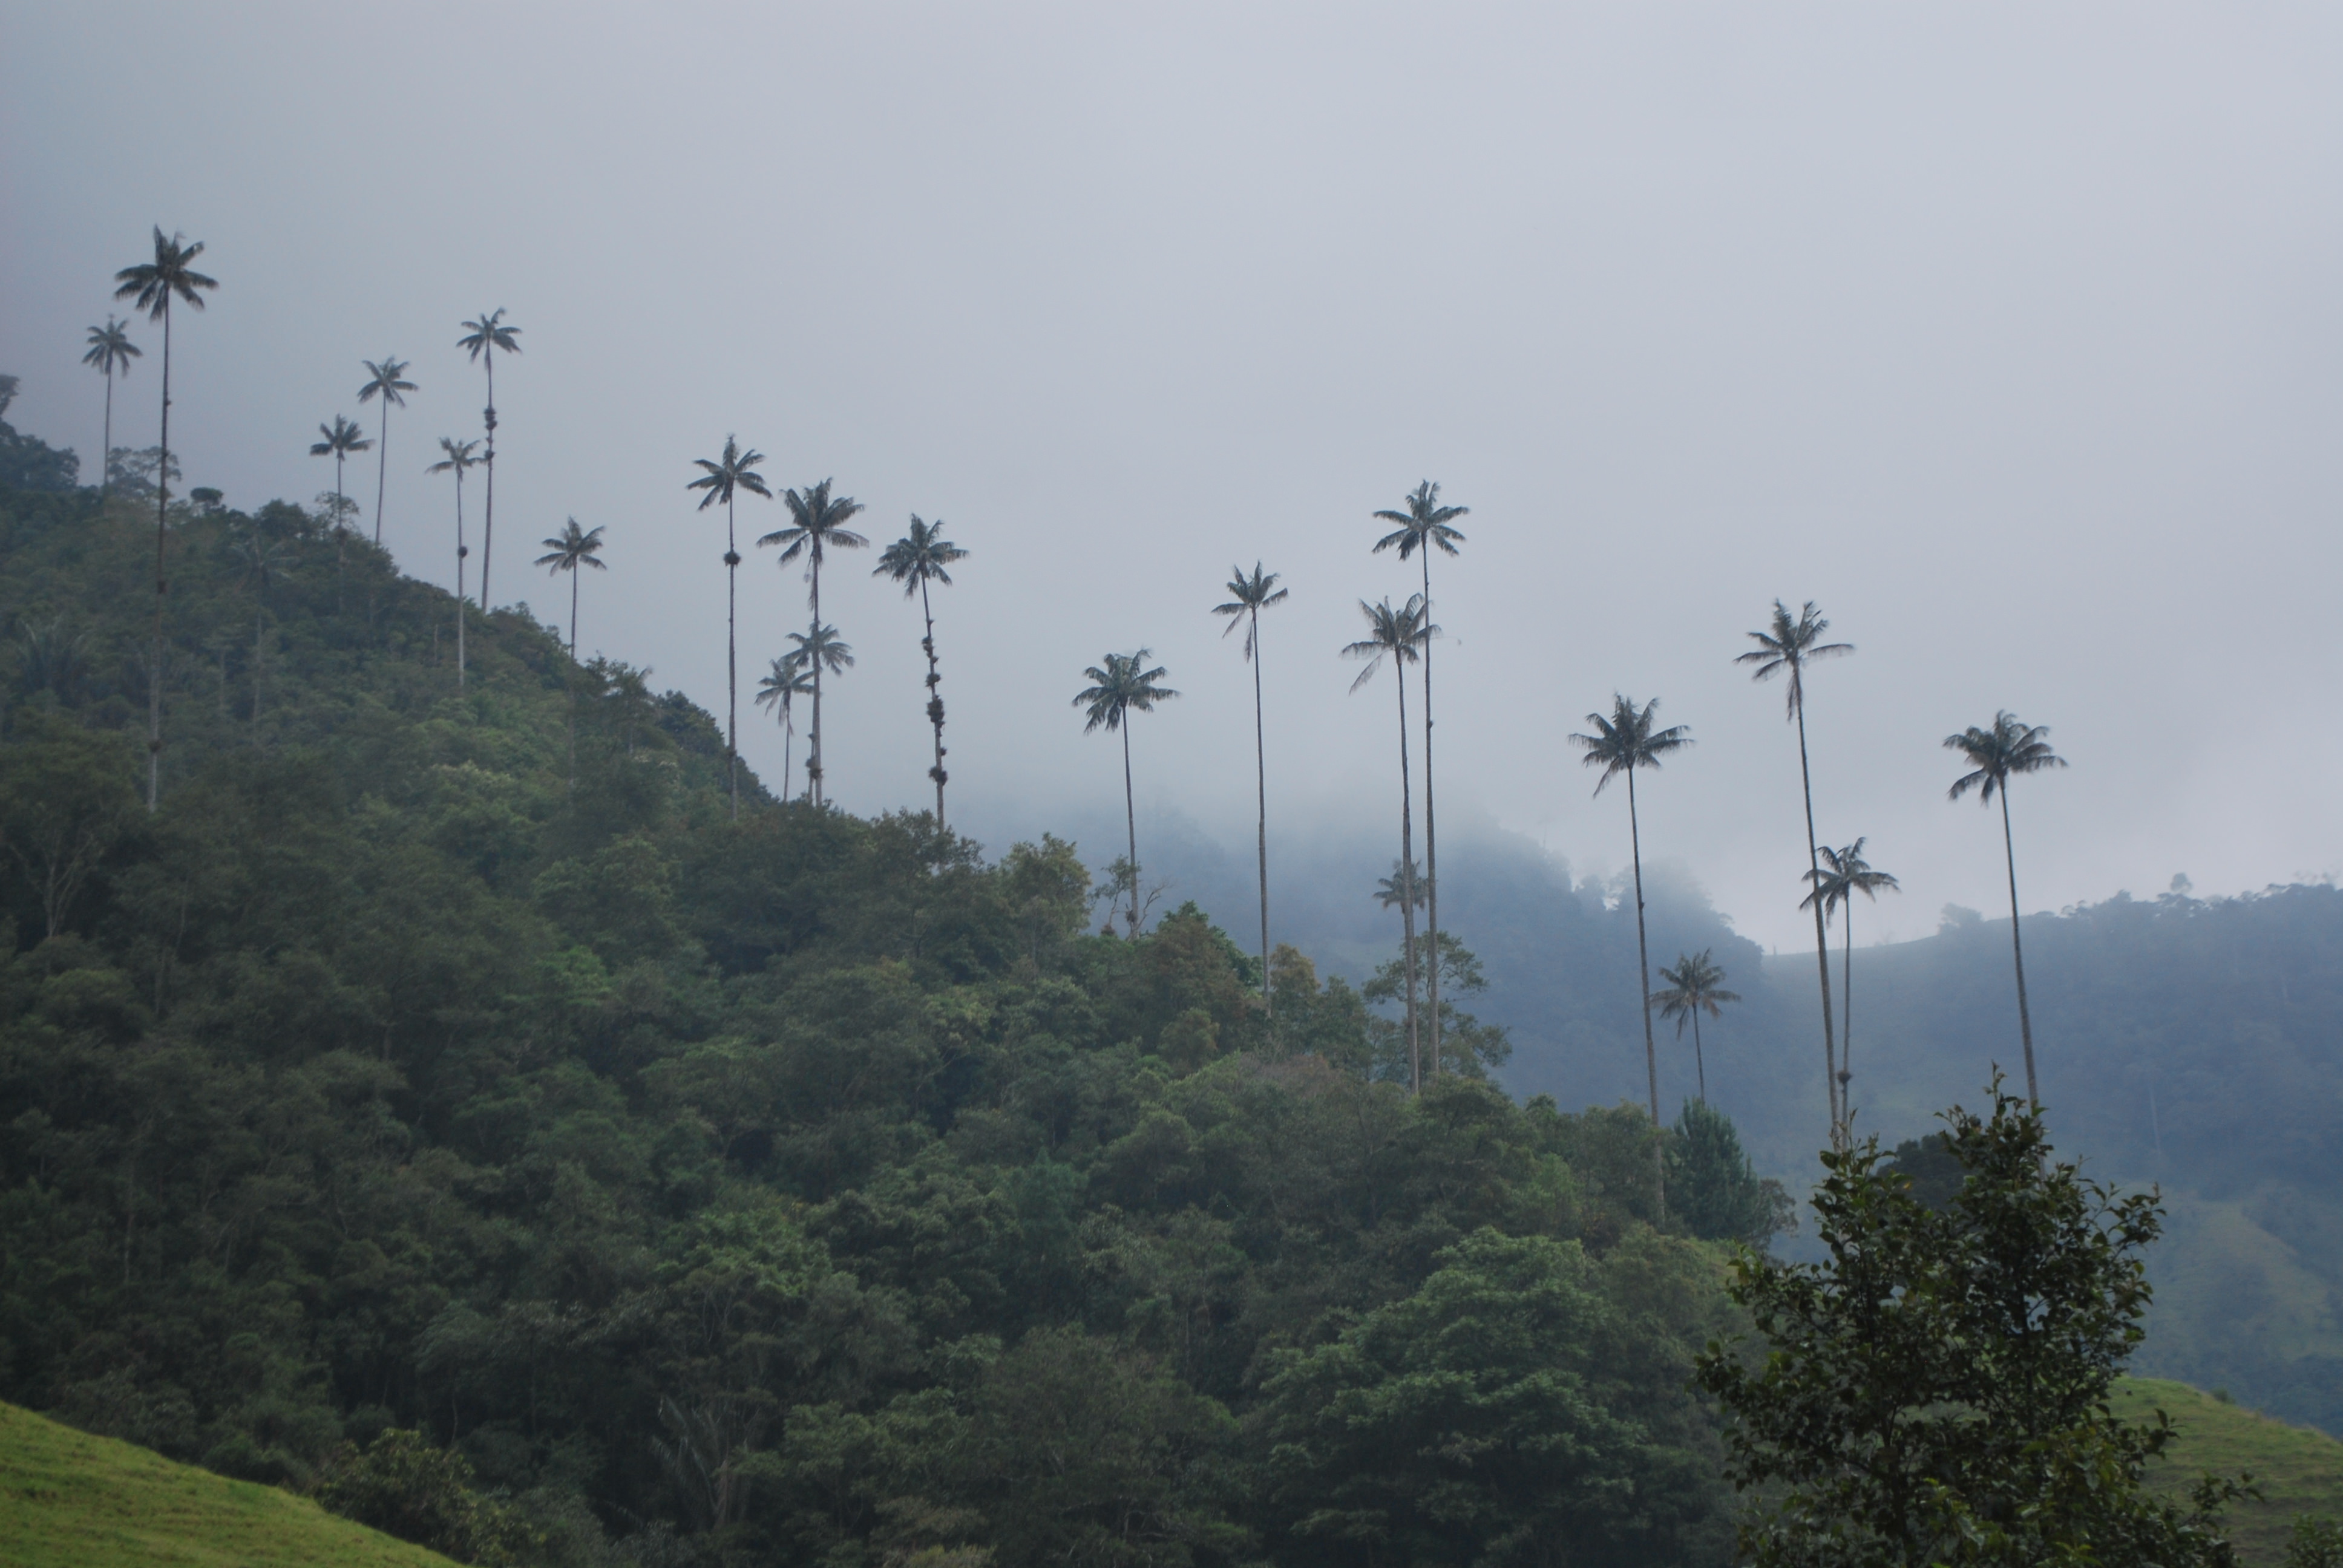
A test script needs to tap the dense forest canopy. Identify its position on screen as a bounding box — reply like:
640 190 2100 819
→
0 469 1796 1567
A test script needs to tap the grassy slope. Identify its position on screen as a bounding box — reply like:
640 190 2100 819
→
2119 1376 2343 1564
0 1401 455 1568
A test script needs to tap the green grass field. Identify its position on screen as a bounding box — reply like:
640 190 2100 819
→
0 1401 457 1568
2119 1376 2343 1564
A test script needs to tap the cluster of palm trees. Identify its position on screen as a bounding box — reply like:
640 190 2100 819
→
80 224 2073 1160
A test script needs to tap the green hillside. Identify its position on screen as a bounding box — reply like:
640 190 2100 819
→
0 1399 455 1568
2119 1377 2343 1564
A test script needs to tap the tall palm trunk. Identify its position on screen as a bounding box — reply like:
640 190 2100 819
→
1841 901 1856 1128
1418 554 1441 1074
373 400 391 545
1120 722 1140 937
1392 660 1421 1093
2001 788 2039 1105
808 558 824 806
782 706 794 802
333 452 347 611
252 601 264 733
1627 763 1663 1214
146 298 172 812
725 496 739 820
480 356 497 610
1792 675 1841 1146
454 475 468 691
1691 1008 1706 1103
1249 607 1271 1013
101 367 115 500
920 576 946 826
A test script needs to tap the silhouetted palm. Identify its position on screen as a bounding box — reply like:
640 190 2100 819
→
356 357 417 545
1573 693 1692 1207
1372 483 1467 1071
310 413 372 549
114 226 218 810
874 516 967 826
1800 838 1900 1134
1213 562 1289 1003
760 480 868 806
755 652 815 801
1737 599 1854 1145
1947 713 2067 1105
1343 596 1433 1091
1652 950 1741 1104
425 437 480 688
688 437 772 819
456 310 520 607
535 518 608 656
80 318 139 498
785 624 856 804
1073 651 1179 937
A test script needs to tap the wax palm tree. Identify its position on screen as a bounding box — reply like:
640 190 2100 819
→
873 516 967 826
80 318 139 498
1946 713 2067 1106
1651 950 1740 1104
1800 838 1900 1135
785 624 856 803
1572 694 1692 1206
114 226 218 811
1372 483 1467 1071
356 356 417 545
1737 599 1854 1145
1213 561 1289 1004
535 517 608 655
231 528 295 732
456 310 520 608
1343 596 1433 1091
687 437 772 820
310 414 372 575
759 480 868 806
1073 650 1180 938
755 652 815 800
426 437 479 688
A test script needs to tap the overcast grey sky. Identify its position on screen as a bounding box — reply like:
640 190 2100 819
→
5 2 2339 952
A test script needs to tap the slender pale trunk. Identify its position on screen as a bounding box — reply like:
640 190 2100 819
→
1120 719 1140 935
1419 555 1440 1074
1792 675 1841 1146
1393 661 1421 1093
2001 787 2039 1105
101 367 114 499
480 356 496 610
921 576 946 826
373 400 390 544
1627 763 1663 1214
454 474 468 690
146 299 172 812
1841 901 1856 1128
1691 1008 1706 1103
567 567 580 791
726 497 739 820
333 453 347 609
808 552 824 805
252 601 264 731
1250 609 1271 1011
782 707 794 801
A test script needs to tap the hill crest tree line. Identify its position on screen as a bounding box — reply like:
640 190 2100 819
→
0 223 2279 1567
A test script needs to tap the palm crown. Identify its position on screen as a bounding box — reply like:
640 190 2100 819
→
1737 599 1852 715
358 357 416 409
761 480 869 577
1801 837 1901 917
1074 651 1177 733
1341 595 1432 690
1213 563 1288 659
1946 713 2066 803
1571 694 1692 792
1375 860 1428 910
457 309 521 367
688 436 770 517
787 622 854 678
1652 950 1740 1036
873 515 964 593
1371 481 1468 561
756 653 815 719
114 228 218 320
311 415 372 463
82 318 140 377
427 436 480 477
535 518 606 576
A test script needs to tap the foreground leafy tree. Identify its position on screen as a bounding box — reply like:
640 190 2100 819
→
113 225 218 810
1694 1083 2247 1566
1945 714 2068 1107
874 515 966 827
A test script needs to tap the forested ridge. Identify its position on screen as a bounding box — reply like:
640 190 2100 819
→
0 470 1785 1567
